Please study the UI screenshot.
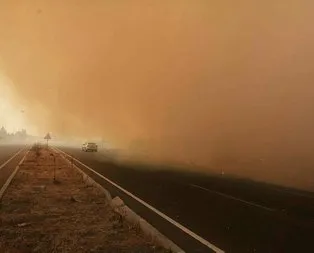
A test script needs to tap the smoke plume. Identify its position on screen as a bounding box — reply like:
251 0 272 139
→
0 1 314 190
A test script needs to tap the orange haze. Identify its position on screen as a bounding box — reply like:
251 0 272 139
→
0 1 314 190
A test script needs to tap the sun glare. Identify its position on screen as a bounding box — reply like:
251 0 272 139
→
0 76 30 134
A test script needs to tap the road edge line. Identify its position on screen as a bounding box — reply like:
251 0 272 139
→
190 184 276 212
0 148 24 171
0 149 29 200
53 147 224 253
52 147 185 253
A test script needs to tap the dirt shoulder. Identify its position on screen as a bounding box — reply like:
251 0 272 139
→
0 146 167 253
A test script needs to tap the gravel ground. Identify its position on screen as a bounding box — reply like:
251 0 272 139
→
0 146 167 253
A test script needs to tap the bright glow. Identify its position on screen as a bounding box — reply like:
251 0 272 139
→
0 74 32 133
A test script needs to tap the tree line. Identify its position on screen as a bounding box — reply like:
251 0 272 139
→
0 126 28 140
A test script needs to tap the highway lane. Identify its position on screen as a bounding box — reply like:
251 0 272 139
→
0 144 27 191
58 146 314 253
0 144 24 165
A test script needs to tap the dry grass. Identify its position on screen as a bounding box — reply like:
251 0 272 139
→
0 147 167 253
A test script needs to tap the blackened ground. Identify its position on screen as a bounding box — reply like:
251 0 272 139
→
58 146 314 253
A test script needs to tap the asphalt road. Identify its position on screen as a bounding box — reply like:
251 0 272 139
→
0 145 23 163
58 147 314 253
0 144 27 190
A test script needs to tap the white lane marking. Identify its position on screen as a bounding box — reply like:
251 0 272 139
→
53 147 224 253
190 184 276 212
0 148 24 171
0 149 29 199
270 187 314 199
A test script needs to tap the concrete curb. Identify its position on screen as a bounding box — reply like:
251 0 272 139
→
112 196 185 253
76 165 113 202
0 149 29 200
53 147 185 253
55 150 112 202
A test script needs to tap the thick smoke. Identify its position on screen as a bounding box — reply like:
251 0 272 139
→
0 1 314 190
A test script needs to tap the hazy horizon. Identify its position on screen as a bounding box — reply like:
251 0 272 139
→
1 1 314 191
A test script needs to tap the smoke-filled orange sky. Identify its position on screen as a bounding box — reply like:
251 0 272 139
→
1 1 314 189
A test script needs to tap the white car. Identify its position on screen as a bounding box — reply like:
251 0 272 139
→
82 142 98 152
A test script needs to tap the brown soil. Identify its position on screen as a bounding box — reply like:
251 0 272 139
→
0 147 167 253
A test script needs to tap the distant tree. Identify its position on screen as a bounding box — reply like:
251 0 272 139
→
14 129 28 139
21 129 27 138
0 126 7 138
